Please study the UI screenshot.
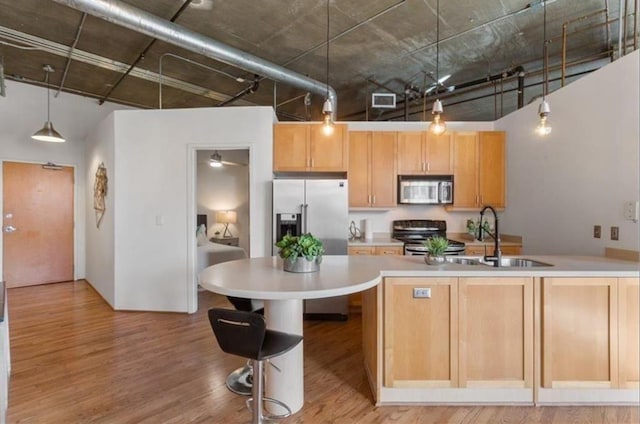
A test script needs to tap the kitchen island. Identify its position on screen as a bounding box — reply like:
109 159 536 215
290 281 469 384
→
199 254 639 409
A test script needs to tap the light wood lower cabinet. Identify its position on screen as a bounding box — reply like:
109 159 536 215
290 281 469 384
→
384 277 458 388
348 245 403 308
464 245 521 256
459 277 533 389
619 277 639 389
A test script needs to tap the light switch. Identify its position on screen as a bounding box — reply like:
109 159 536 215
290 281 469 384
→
624 201 639 222
155 215 164 226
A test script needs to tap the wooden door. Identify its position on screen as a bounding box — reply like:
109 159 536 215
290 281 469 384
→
619 277 639 388
370 132 396 207
450 132 479 209
273 124 309 171
459 277 533 388
396 131 424 174
542 277 618 388
425 132 452 174
3 162 74 287
384 277 458 388
348 131 371 207
478 131 505 208
309 124 348 171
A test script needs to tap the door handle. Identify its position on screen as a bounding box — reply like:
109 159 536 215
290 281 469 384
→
4 225 16 233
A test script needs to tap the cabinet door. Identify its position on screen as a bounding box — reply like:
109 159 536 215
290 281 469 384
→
309 124 348 171
347 246 375 255
478 131 505 208
273 124 309 171
370 132 397 207
450 132 479 209
619 277 639 388
348 132 371 207
459 277 533 388
384 277 458 388
425 132 452 174
374 246 403 256
542 277 618 388
397 132 424 174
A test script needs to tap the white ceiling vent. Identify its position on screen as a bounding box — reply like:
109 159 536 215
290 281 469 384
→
371 93 396 109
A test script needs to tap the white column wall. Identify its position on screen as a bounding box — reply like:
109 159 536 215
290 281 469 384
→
496 50 639 255
85 114 116 306
112 107 274 312
0 81 130 281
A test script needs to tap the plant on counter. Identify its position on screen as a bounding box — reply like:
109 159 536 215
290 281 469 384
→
466 219 492 240
423 236 449 256
275 233 325 262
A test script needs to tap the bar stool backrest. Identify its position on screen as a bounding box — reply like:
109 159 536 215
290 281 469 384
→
209 308 265 360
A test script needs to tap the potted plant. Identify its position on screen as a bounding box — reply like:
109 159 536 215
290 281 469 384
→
275 233 324 273
423 236 449 265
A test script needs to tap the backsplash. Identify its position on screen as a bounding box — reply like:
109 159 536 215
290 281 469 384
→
349 205 482 236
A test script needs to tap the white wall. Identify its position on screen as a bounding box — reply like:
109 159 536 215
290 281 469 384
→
85 114 116 306
496 50 639 255
110 107 274 312
0 80 131 281
196 149 250 252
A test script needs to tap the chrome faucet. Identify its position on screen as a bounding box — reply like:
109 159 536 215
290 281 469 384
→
478 205 501 267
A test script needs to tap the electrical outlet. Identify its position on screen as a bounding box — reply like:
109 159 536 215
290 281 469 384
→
593 225 601 238
413 287 431 298
624 201 639 222
611 226 619 241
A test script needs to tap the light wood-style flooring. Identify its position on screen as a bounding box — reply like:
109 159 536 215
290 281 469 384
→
6 281 639 423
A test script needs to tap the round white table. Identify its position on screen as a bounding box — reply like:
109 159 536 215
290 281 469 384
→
198 255 383 414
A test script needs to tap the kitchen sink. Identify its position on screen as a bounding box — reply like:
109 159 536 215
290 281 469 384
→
445 257 482 265
479 257 553 268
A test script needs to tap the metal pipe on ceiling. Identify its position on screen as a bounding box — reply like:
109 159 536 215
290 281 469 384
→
56 12 87 97
51 0 338 116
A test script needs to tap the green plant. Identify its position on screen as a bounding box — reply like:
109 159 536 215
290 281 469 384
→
423 236 449 256
275 233 325 261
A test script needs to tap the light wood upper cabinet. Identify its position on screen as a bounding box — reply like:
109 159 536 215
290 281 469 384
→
449 131 505 210
273 123 348 172
348 131 396 208
384 277 458 388
397 131 452 175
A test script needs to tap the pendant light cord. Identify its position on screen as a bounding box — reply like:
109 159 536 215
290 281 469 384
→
326 0 330 100
435 0 440 94
542 0 547 99
45 69 51 121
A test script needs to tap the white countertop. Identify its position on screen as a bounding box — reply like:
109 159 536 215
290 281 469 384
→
348 237 403 247
198 255 639 301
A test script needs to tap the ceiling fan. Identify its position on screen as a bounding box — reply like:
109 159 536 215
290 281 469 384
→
208 151 247 168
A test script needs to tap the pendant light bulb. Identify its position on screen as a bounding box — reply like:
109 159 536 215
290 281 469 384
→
322 98 335 136
429 99 446 135
535 100 552 136
209 152 223 167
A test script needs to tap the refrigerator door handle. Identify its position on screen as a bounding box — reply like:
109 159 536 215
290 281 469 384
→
303 203 309 233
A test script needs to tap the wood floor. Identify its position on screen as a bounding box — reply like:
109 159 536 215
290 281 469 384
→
6 281 639 423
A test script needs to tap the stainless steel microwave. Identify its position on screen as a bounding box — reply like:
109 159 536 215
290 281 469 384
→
398 175 454 204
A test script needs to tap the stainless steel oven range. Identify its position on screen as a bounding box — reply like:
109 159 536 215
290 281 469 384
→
391 219 465 256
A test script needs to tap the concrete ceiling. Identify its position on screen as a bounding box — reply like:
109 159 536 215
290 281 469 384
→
0 0 635 122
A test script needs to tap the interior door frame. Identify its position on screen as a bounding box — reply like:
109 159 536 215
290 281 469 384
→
186 144 253 314
0 159 79 283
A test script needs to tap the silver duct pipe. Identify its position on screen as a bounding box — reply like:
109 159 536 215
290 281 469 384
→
51 0 338 115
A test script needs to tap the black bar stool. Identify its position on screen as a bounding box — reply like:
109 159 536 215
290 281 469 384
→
225 296 264 395
209 308 302 424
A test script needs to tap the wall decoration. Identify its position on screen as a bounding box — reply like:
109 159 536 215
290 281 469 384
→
94 162 108 228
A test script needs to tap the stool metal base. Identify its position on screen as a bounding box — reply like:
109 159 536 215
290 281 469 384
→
226 364 253 396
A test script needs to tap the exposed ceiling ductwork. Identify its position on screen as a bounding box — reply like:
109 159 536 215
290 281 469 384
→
49 0 338 115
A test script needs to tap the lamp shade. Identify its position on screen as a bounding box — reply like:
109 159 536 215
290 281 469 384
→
216 210 237 224
32 121 65 143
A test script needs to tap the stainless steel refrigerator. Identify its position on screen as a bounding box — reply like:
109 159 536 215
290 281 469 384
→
273 179 349 320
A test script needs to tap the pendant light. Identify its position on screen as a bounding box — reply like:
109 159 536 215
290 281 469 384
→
209 151 223 167
32 65 65 143
321 0 335 136
535 0 552 136
429 0 446 136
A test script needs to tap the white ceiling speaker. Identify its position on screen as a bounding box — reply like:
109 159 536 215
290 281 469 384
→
371 93 396 109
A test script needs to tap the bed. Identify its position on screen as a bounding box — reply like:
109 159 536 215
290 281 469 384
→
196 214 247 274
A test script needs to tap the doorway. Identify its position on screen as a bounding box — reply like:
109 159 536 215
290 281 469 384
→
2 161 74 287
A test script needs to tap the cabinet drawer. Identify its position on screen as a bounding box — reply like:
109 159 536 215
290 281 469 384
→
348 246 375 255
374 246 403 256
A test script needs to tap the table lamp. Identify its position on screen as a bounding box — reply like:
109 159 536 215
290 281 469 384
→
216 210 237 238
